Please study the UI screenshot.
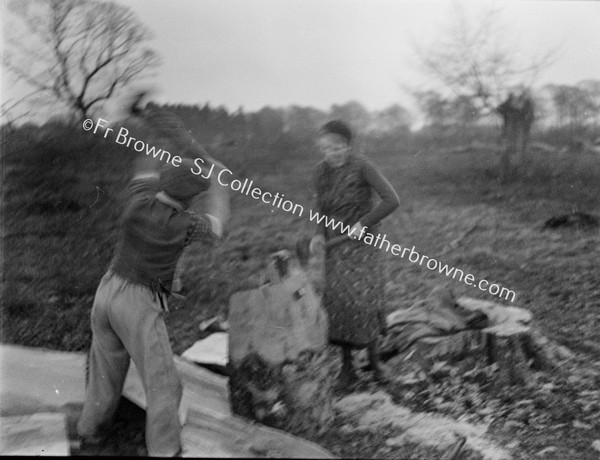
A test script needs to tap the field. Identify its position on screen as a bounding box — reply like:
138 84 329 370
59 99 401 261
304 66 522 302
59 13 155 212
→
2 120 600 458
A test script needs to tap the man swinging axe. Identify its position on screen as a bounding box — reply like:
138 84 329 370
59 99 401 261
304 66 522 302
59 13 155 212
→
77 92 230 457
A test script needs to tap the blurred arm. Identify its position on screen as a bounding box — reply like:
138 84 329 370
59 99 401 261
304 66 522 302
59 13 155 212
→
203 162 231 231
128 114 163 176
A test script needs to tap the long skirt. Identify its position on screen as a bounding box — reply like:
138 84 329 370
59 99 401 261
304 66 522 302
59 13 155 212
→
323 239 385 348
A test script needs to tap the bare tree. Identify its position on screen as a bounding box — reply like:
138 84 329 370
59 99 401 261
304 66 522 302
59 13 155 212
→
412 3 557 181
1 92 40 132
4 0 160 119
413 3 556 114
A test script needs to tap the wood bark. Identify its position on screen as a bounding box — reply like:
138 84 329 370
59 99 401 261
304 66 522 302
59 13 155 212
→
497 92 535 182
228 250 333 438
381 293 559 388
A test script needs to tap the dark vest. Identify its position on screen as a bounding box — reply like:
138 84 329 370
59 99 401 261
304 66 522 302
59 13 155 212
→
110 182 191 293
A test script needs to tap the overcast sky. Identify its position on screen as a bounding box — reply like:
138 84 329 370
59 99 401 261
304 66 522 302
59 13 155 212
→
3 0 600 120
117 0 600 113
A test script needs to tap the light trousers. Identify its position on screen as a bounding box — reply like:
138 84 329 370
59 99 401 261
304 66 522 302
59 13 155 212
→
77 271 182 456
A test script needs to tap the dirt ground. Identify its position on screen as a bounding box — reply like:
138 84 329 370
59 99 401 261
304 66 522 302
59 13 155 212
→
3 126 600 458
81 151 600 458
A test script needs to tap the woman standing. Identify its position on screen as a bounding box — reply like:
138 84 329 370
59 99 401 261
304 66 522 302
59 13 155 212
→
311 120 399 388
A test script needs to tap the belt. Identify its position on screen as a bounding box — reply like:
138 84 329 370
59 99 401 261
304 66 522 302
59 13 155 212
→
110 266 173 312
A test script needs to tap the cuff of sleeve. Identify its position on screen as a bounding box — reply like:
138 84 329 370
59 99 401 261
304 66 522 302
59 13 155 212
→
205 213 223 238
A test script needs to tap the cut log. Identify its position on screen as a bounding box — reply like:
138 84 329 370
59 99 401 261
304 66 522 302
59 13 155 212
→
458 296 557 383
182 407 335 458
381 288 559 388
0 413 70 456
181 332 229 375
123 355 231 425
123 354 335 458
228 250 333 438
0 344 334 458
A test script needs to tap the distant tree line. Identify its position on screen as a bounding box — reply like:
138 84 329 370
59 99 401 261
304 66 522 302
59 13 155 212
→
156 100 413 149
412 80 600 134
538 81 600 133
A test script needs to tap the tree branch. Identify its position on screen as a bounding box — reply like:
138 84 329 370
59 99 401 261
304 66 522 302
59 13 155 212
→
4 0 159 119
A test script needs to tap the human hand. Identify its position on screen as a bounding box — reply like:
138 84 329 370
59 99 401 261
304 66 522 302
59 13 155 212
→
172 276 183 293
309 234 325 254
348 221 365 240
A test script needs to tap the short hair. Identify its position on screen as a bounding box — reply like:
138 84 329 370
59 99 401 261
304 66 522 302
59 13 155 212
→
320 120 353 143
159 158 211 201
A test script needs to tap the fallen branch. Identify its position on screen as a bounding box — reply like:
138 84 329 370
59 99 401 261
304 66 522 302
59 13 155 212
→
441 216 485 255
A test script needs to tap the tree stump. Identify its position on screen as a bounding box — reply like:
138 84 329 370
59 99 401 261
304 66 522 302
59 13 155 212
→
381 287 559 389
228 250 333 438
496 90 535 182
